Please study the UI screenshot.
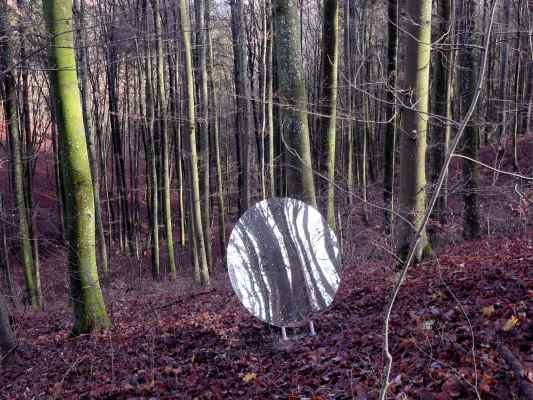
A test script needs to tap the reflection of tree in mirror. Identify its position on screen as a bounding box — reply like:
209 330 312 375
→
227 198 342 327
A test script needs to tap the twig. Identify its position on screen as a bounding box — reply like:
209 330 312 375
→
0 344 17 365
452 154 533 181
59 355 88 386
436 257 481 399
378 2 498 399
151 288 216 310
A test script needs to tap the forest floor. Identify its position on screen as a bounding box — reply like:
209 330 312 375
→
0 136 532 399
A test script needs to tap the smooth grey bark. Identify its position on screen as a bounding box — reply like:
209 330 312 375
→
272 0 317 207
195 0 212 268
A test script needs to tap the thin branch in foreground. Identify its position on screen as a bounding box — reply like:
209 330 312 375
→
378 1 498 399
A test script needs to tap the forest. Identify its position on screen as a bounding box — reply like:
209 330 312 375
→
0 0 532 398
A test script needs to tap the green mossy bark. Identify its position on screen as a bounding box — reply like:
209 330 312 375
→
397 0 432 263
179 0 210 286
43 0 110 335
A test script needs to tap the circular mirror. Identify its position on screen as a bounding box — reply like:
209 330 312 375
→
227 198 342 327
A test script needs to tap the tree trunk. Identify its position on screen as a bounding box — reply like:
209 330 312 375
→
272 0 317 207
344 0 354 206
74 0 108 275
43 0 111 335
383 0 398 233
0 293 15 362
152 0 177 279
460 0 481 239
230 0 253 214
317 0 339 229
430 0 453 225
179 0 210 286
0 2 40 308
397 0 432 262
266 11 275 198
512 1 522 171
497 1 511 142
206 7 226 260
105 29 133 255
143 2 160 279
0 195 13 297
195 0 212 268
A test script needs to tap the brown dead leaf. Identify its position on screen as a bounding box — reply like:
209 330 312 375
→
502 315 520 332
241 372 256 383
482 305 495 317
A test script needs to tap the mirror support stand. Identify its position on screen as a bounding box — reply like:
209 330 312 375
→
280 320 317 341
281 326 288 341
309 320 316 336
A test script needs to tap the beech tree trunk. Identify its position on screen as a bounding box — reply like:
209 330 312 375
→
0 1 40 309
272 0 317 207
195 0 212 268
318 0 339 229
152 0 177 279
74 0 108 275
43 0 111 335
383 0 398 233
430 0 453 225
207 8 226 260
397 0 432 262
230 0 252 214
143 1 160 279
460 0 481 239
179 0 210 286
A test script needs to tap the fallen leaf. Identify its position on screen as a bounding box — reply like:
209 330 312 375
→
241 372 256 383
482 305 495 317
502 315 520 332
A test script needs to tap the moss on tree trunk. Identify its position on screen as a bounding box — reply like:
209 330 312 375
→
43 0 110 335
397 0 432 263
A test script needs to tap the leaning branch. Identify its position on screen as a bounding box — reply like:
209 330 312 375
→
378 2 498 399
